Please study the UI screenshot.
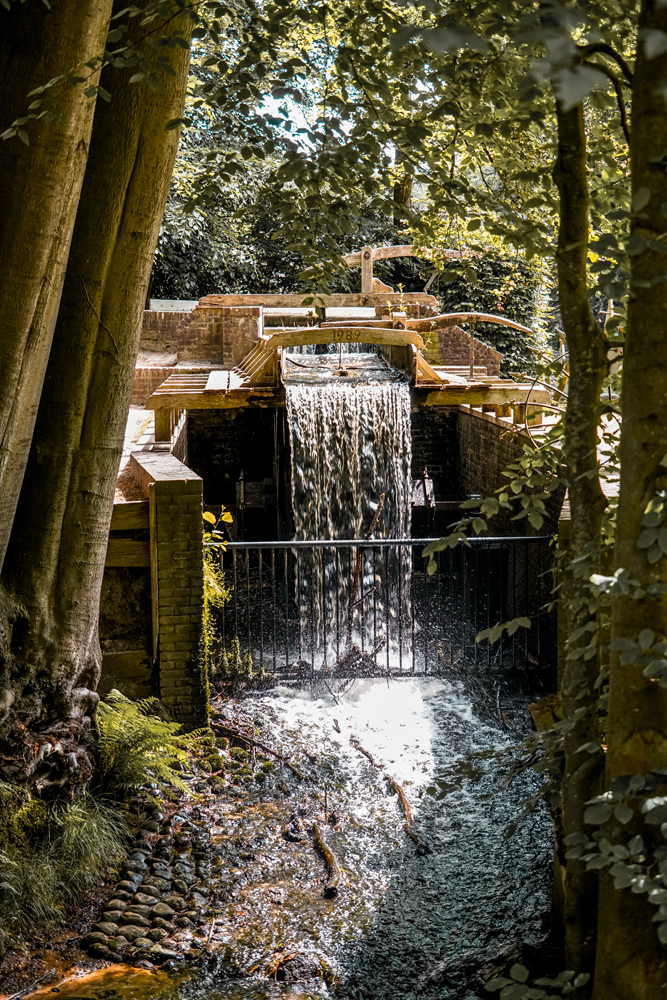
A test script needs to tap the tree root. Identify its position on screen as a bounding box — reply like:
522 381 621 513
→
211 721 307 781
312 823 341 897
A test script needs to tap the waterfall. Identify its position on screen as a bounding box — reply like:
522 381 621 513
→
286 382 412 669
286 382 412 541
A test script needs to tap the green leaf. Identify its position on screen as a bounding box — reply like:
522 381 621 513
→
584 803 612 825
146 74 160 91
509 965 529 983
639 629 655 649
633 187 651 212
614 804 633 824
657 922 667 945
221 512 233 523
203 511 216 524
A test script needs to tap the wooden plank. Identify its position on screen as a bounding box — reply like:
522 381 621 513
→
101 649 151 677
414 386 551 406
149 483 159 662
154 409 172 442
361 245 374 293
205 370 229 392
199 292 438 308
110 501 149 531
146 389 287 410
105 538 151 567
265 326 424 349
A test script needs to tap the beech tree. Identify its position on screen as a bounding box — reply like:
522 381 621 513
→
0 1 193 733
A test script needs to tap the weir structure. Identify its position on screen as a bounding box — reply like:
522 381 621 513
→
100 245 563 720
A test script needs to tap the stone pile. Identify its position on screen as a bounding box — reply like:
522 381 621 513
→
82 813 213 966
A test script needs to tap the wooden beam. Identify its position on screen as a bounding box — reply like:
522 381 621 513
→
146 388 286 410
154 409 172 442
361 245 374 293
198 292 438 309
110 501 149 530
413 386 551 406
409 312 534 336
265 326 424 349
105 539 151 567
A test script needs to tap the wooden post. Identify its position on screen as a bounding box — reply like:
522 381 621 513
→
155 408 172 443
469 318 476 378
361 245 373 293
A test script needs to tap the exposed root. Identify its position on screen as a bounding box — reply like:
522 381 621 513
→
312 823 341 897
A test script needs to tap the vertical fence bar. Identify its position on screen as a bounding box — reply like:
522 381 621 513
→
284 549 289 671
271 549 277 672
410 545 416 673
259 548 264 674
220 546 227 653
385 546 390 674
373 547 378 667
335 547 340 667
398 545 403 672
233 550 238 643
309 553 315 676
486 545 491 671
323 549 328 673
246 549 251 659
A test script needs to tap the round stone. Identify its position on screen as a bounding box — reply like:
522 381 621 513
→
133 892 158 905
152 866 172 879
175 916 193 928
93 922 118 936
126 904 153 917
163 895 185 910
102 910 124 924
107 936 128 953
144 877 170 891
152 917 175 931
121 926 147 942
118 880 138 894
82 932 107 947
107 898 128 911
148 928 169 941
124 861 146 873
172 879 189 895
144 820 160 832
135 841 152 854
120 913 150 928
129 852 148 863
110 890 132 902
151 902 175 918
88 943 111 958
133 937 154 948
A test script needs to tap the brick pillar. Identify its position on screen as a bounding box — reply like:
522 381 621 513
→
130 451 208 729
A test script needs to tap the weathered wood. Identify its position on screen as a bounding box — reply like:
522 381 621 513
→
147 388 287 410
105 538 151 567
199 292 438 309
341 245 471 267
205 370 230 392
361 245 374 293
312 823 342 898
413 385 550 406
265 326 424 349
154 408 172 442
110 500 149 530
101 649 151 677
408 312 534 335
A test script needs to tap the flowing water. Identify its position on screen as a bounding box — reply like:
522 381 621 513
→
28 681 551 1000
284 360 412 663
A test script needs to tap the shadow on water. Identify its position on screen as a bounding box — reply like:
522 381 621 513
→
26 680 551 1000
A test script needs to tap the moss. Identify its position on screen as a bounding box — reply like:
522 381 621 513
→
230 748 250 763
232 767 253 783
207 775 226 791
215 737 229 750
254 772 267 784
260 761 276 773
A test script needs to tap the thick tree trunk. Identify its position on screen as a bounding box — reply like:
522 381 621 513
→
0 3 192 728
593 5 667 996
0 0 113 572
553 102 608 977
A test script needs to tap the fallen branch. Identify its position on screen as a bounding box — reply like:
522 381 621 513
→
211 722 307 781
6 969 57 1000
312 823 341 897
388 776 431 856
350 735 383 768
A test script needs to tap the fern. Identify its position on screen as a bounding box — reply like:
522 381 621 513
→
96 691 192 799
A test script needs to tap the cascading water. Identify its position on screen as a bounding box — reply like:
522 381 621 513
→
285 368 412 668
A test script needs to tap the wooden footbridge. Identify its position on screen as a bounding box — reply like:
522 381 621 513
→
144 244 550 432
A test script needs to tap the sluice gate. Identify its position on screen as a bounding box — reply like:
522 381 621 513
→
208 535 556 685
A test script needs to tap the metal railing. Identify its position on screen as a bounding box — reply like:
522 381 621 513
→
206 536 556 683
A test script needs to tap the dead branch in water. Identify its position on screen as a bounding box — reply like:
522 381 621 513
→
350 734 384 768
388 776 413 825
312 823 341 897
211 721 307 781
346 493 385 649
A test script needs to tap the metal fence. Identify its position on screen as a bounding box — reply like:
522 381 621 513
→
206 536 557 684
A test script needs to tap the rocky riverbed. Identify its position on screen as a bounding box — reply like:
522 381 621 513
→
5 677 552 1000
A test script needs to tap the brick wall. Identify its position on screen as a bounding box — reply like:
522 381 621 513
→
176 306 262 365
436 325 502 374
457 407 564 533
187 408 277 507
140 310 192 353
130 451 208 729
410 407 459 500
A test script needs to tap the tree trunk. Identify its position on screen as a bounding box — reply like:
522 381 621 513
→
0 0 113 572
0 2 192 728
553 101 609 977
593 4 667 995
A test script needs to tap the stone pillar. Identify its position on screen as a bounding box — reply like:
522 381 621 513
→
130 451 207 729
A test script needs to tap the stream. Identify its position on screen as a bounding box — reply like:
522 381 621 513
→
24 678 551 1000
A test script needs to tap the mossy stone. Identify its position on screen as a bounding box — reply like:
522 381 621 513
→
133 937 153 949
152 916 175 931
102 910 124 924
149 927 169 941
152 902 175 918
230 748 250 762
121 926 146 942
93 922 119 935
120 913 151 928
136 887 160 901
107 936 128 953
107 898 128 911
82 932 108 947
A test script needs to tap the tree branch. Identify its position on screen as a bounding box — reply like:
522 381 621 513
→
579 42 634 85
583 59 631 145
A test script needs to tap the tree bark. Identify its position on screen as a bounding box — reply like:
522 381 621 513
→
593 3 667 995
0 2 192 728
0 0 113 572
553 101 609 977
